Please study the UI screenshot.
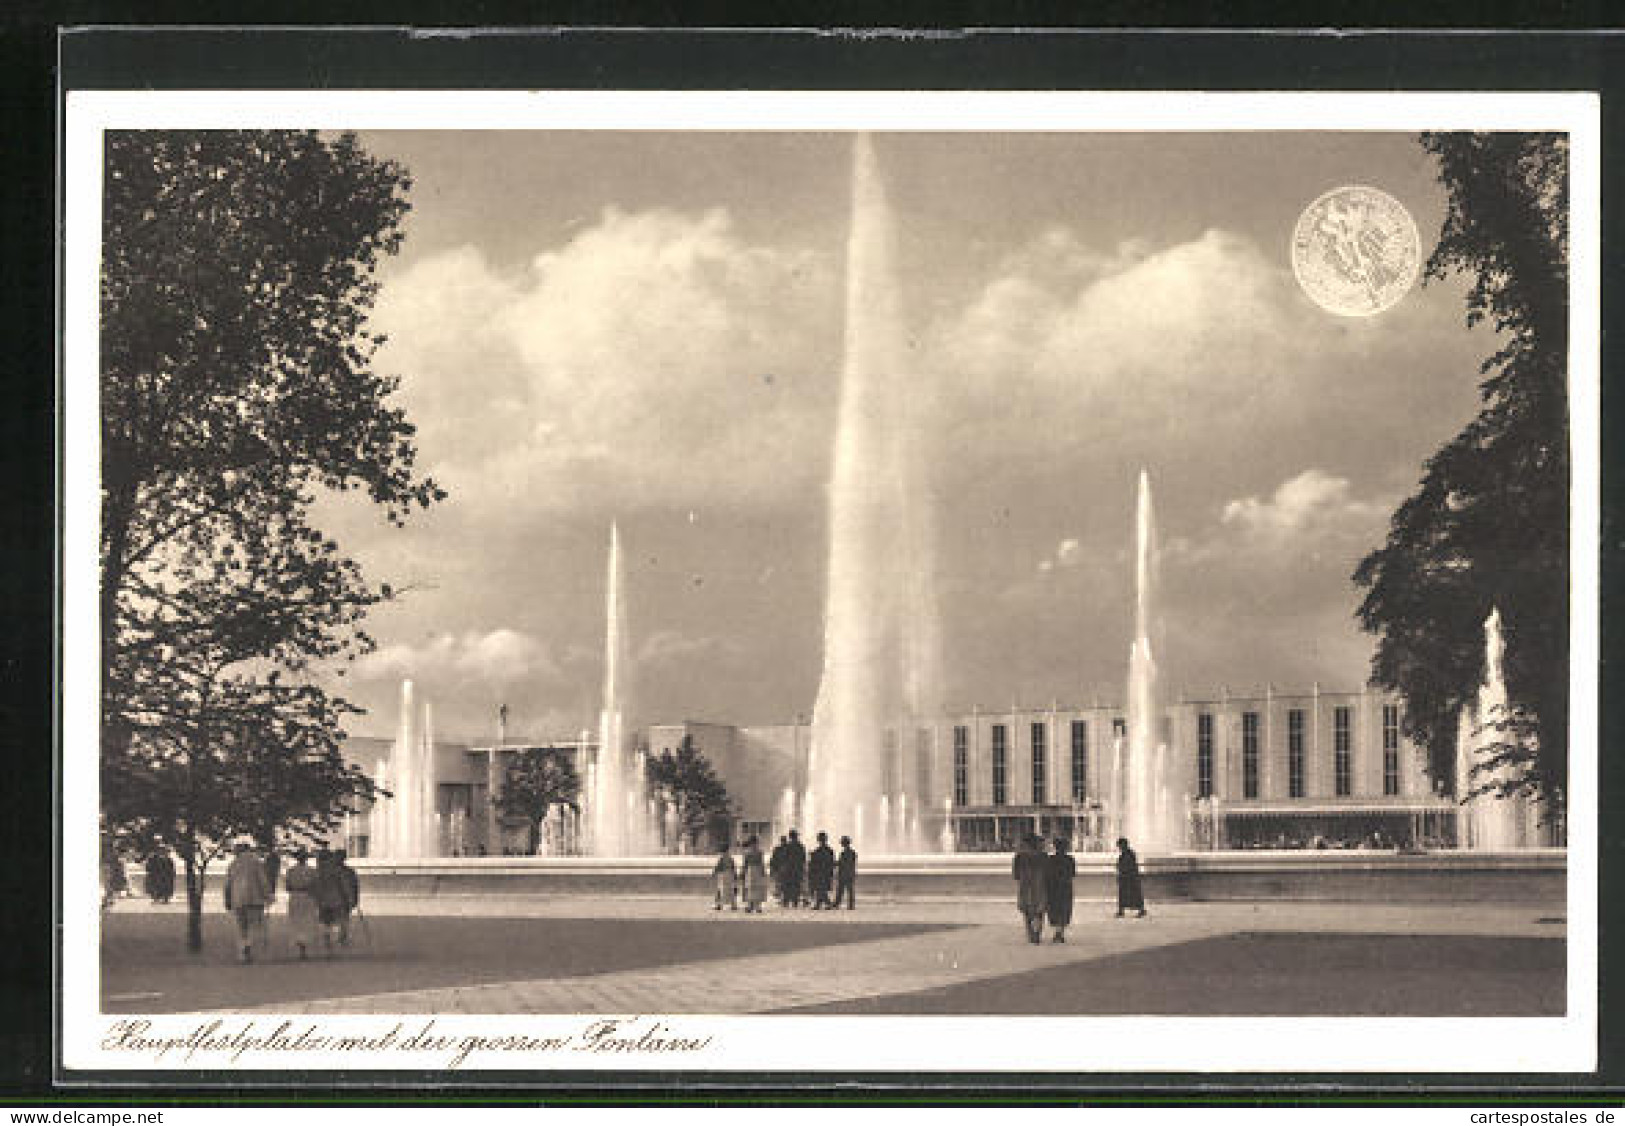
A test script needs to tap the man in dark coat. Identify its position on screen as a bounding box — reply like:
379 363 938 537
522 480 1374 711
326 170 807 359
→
1045 836 1076 942
1115 837 1147 917
807 831 836 909
145 848 175 904
769 835 789 906
783 829 807 908
335 849 361 945
834 835 858 910
1012 833 1048 944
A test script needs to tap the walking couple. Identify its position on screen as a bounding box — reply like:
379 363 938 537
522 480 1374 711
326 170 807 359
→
1012 833 1075 945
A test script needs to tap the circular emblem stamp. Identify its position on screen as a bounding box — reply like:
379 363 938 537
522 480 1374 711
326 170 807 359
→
1291 185 1421 317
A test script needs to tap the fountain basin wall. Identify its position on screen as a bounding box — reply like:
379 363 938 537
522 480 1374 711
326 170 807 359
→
195 850 1572 904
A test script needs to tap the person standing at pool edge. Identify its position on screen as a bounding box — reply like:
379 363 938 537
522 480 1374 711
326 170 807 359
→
808 831 835 910
834 835 858 910
712 844 738 910
741 836 767 913
783 829 807 908
1046 836 1076 942
1116 836 1148 918
1013 833 1048 944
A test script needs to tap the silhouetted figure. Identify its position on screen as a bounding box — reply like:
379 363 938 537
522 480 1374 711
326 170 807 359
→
144 848 175 904
1012 833 1049 944
312 849 352 955
335 849 361 944
769 835 789 906
223 841 271 963
712 846 738 910
834 836 858 909
741 836 767 913
1115 837 1147 918
1046 836 1076 942
783 829 807 908
808 831 835 909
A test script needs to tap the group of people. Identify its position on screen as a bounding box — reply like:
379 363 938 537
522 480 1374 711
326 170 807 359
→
1013 835 1147 944
711 829 858 913
224 841 361 963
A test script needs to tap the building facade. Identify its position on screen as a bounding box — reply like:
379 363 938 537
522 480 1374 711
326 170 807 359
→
338 686 1487 856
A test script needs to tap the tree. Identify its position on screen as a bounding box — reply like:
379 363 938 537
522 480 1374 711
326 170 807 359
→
498 748 582 855
645 737 734 852
99 131 443 949
1353 132 1569 805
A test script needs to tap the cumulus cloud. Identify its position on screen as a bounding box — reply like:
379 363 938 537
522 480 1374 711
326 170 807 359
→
925 224 1480 495
934 229 1301 443
370 207 839 521
1219 469 1389 547
357 628 560 689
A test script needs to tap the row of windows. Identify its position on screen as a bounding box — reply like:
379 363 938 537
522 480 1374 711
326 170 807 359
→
955 720 1099 807
913 705 1403 808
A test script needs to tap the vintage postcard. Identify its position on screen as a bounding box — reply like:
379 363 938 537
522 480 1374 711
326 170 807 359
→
61 88 1599 1077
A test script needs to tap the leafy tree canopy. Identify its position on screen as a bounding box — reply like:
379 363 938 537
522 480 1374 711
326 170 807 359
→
1353 132 1569 803
498 748 582 855
98 131 442 948
645 737 734 851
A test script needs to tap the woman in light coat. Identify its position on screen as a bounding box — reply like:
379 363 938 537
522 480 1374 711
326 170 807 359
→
281 849 319 960
712 846 738 911
740 836 767 914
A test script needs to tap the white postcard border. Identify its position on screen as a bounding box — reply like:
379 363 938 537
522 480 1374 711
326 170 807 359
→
61 88 1601 1076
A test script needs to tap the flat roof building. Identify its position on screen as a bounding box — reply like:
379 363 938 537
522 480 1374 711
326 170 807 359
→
332 685 1541 857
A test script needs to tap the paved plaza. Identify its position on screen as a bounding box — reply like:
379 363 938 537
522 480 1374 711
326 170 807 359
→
99 894 1565 1017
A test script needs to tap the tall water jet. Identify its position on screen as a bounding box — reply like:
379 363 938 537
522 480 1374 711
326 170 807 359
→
1121 470 1183 853
421 698 438 854
394 679 418 856
1455 607 1542 849
588 523 652 855
371 679 442 859
806 133 942 852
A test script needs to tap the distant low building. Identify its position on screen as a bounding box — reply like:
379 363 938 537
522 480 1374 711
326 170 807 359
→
330 685 1552 856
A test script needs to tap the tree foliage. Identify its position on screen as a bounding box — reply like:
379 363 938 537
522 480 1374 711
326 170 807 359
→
1353 132 1569 803
99 131 442 948
645 736 734 851
498 748 582 855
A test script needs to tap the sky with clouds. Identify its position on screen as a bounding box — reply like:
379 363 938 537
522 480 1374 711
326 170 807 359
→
316 130 1497 742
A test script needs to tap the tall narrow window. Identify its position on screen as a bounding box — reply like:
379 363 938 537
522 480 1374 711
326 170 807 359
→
916 727 933 805
952 725 968 807
1112 717 1127 739
1071 720 1089 801
1242 711 1260 799
1382 704 1400 796
1288 708 1305 798
1197 713 1214 799
991 724 1008 806
1030 722 1047 805
1334 706 1352 796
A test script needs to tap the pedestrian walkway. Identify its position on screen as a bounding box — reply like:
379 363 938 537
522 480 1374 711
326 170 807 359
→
218 900 1560 1016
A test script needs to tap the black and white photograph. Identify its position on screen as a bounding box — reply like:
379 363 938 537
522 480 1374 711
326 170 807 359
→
60 87 1599 1076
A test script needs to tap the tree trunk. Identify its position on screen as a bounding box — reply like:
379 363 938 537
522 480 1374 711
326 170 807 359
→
183 850 204 954
528 818 540 856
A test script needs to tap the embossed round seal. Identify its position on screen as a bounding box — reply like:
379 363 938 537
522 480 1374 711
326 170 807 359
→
1291 185 1421 317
